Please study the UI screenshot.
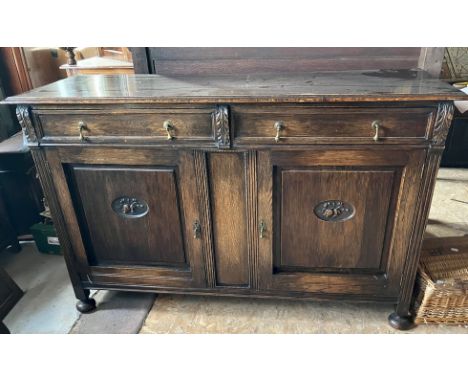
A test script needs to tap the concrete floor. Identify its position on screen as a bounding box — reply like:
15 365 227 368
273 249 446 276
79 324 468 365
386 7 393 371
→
1 243 80 333
69 290 155 334
0 244 155 334
140 294 468 334
1 168 468 334
425 168 468 238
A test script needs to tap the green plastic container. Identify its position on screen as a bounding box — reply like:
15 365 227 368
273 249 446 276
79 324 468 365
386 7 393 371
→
30 222 62 255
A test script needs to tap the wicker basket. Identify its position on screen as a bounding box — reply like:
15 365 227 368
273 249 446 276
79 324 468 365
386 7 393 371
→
413 237 468 325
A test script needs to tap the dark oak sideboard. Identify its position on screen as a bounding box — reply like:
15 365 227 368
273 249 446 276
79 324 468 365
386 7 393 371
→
5 70 466 330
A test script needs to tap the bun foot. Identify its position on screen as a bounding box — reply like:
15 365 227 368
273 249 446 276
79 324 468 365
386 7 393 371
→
76 298 96 313
388 312 415 331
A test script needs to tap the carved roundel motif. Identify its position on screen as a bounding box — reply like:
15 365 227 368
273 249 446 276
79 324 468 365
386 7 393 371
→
111 196 149 219
314 200 355 222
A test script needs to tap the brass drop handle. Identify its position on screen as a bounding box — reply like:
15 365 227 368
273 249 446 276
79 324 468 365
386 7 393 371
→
259 220 266 238
78 121 88 141
274 121 283 143
163 120 175 140
193 220 201 239
372 120 381 142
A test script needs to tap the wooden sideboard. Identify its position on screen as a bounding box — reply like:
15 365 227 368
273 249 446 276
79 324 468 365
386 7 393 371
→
4 71 466 330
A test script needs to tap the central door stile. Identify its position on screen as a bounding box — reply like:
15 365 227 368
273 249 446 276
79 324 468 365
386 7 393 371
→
193 150 217 288
246 150 260 290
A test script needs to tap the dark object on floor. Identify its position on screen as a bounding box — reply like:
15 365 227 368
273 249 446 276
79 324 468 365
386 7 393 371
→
0 185 20 253
0 132 43 240
413 237 468 325
0 73 20 141
441 109 468 167
0 266 23 334
440 48 468 168
30 221 61 255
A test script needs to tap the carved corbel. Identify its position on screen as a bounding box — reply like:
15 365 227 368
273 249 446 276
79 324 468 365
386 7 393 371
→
16 105 38 144
432 102 454 146
213 105 230 149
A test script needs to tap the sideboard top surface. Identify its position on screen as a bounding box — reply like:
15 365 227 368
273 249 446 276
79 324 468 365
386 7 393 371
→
5 69 467 105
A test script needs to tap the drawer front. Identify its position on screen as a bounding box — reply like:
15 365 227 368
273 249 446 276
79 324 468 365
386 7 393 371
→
233 106 435 144
35 108 215 144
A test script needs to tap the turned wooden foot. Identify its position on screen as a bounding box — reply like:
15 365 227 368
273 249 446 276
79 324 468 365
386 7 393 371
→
388 312 415 331
75 289 96 313
76 297 96 313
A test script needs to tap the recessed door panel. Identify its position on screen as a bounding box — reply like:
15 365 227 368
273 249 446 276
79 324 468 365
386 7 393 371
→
69 165 187 267
278 168 395 272
258 149 426 297
45 147 206 289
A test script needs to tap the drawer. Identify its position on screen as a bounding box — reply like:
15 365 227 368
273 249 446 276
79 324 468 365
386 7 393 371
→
35 107 215 144
232 106 436 145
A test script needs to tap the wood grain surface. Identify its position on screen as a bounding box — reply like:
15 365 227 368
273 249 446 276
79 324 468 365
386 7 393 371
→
8 70 459 329
207 152 249 287
4 70 467 105
68 165 187 267
278 168 395 271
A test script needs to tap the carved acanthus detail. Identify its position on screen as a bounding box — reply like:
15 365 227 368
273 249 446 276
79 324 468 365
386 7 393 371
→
213 105 230 149
432 102 454 146
16 105 37 144
314 200 355 222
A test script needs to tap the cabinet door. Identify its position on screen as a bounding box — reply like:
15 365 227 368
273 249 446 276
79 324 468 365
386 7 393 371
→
47 148 206 289
257 148 425 298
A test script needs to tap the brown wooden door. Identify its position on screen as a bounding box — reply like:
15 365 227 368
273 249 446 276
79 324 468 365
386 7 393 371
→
257 148 426 298
46 148 206 289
